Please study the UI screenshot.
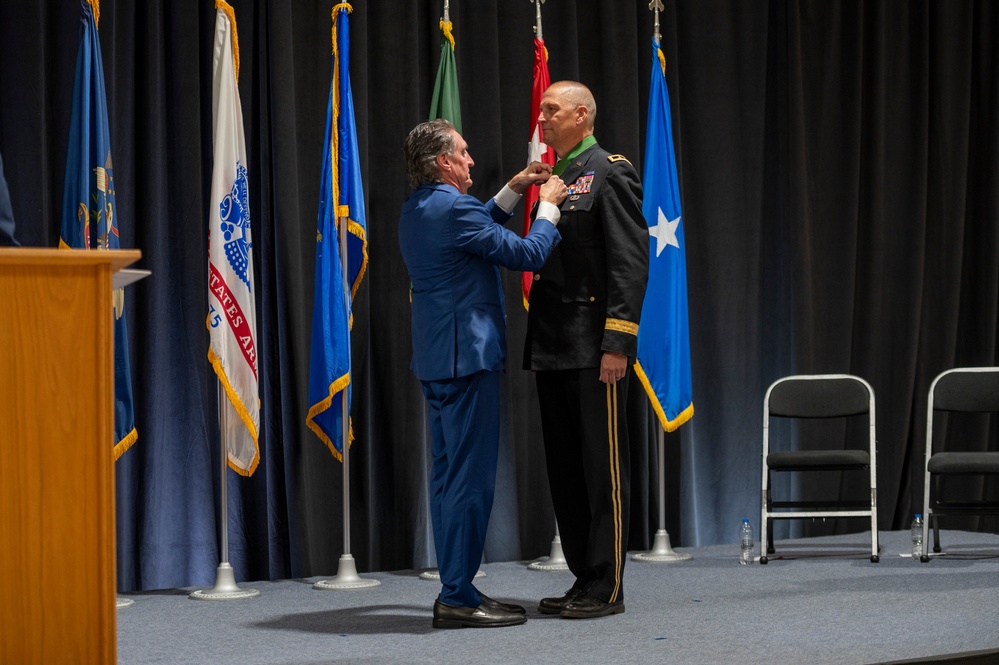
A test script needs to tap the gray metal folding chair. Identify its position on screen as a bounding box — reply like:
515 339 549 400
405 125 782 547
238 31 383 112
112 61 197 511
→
919 366 999 561
760 374 879 563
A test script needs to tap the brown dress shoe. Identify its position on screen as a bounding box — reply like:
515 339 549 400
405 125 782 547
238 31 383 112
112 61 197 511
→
537 587 585 615
432 599 528 629
560 591 625 619
478 592 526 615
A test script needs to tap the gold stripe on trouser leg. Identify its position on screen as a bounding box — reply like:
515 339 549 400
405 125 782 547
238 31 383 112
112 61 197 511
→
606 382 623 602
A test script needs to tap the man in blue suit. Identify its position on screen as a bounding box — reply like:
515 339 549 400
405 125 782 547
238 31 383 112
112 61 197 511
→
398 119 567 629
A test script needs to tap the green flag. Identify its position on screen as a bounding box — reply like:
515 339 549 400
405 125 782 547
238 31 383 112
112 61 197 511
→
429 19 461 133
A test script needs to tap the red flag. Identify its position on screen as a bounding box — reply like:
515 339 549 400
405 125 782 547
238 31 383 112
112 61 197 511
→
522 36 555 309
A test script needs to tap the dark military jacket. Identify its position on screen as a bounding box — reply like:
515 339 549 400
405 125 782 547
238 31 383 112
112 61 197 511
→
524 142 649 371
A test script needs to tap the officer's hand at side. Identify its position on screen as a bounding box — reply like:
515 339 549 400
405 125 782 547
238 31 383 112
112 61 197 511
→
599 352 628 384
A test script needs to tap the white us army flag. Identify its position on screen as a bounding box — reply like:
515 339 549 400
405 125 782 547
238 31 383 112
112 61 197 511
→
207 0 259 475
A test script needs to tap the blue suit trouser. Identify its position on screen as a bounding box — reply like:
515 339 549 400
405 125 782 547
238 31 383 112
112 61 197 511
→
420 369 499 607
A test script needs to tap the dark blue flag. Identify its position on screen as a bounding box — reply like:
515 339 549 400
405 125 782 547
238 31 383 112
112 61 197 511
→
306 4 368 460
60 0 137 457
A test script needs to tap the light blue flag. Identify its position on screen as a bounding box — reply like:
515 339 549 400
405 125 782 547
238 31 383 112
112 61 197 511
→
306 4 368 460
60 0 137 458
635 38 693 432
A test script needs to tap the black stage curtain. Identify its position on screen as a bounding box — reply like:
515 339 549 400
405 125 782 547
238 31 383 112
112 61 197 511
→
0 1 996 591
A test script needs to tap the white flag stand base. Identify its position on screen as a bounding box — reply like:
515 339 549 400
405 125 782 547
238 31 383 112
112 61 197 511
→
189 562 261 600
116 597 134 608
528 534 570 571
313 554 381 590
632 529 692 562
418 568 485 580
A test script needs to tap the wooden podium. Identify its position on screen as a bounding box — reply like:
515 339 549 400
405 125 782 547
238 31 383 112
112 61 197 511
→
0 247 141 664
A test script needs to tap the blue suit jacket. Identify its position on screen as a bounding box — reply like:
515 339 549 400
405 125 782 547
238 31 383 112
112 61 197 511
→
399 183 560 382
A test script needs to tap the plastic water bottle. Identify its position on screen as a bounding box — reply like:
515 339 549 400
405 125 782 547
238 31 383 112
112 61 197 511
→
911 514 924 560
739 519 754 564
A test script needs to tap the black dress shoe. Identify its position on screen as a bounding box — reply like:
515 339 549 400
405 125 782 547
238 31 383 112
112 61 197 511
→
560 592 625 619
432 599 527 629
537 587 585 615
478 593 526 615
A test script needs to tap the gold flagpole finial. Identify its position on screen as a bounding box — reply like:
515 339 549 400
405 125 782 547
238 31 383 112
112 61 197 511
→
649 0 664 45
532 0 546 40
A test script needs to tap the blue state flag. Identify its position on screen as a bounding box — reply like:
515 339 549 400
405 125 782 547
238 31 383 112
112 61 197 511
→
635 38 693 432
306 4 368 460
60 0 137 457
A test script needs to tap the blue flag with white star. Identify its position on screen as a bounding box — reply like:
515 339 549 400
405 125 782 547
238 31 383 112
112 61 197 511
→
60 0 137 457
635 38 693 432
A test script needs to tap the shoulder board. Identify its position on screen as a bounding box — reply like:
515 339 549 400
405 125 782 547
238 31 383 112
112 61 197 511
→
607 154 632 166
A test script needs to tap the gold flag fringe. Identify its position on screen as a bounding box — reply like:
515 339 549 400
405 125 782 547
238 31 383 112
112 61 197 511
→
208 347 261 476
440 19 455 50
633 361 694 433
216 0 240 83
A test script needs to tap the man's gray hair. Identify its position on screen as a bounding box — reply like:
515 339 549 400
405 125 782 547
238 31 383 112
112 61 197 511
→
404 119 456 188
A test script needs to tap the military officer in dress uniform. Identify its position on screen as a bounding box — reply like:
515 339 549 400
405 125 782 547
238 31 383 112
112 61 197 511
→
524 80 649 619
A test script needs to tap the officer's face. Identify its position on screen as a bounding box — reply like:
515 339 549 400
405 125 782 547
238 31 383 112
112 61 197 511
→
538 91 585 157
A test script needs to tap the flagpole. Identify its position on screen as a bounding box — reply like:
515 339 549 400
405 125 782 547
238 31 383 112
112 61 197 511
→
314 212 380 590
523 0 567 574
528 523 569 571
650 0 663 43
633 426 691 562
632 0 692 564
533 0 545 39
190 386 261 599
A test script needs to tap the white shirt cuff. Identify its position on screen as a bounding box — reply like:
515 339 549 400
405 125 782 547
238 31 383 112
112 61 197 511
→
536 201 561 226
493 185 521 214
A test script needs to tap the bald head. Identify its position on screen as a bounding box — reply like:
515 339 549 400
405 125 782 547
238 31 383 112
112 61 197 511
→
548 81 597 129
538 80 597 157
